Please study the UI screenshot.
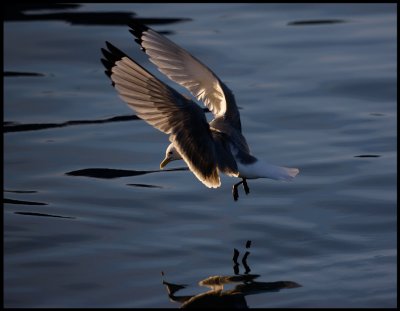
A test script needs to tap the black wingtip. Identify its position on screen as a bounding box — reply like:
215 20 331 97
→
103 42 128 61
128 20 150 49
128 19 149 36
100 41 129 82
104 41 125 59
100 58 112 78
128 29 142 46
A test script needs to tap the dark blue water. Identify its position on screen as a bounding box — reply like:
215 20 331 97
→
4 3 396 308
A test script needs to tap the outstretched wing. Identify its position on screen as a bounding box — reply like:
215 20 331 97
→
129 22 242 131
101 42 221 188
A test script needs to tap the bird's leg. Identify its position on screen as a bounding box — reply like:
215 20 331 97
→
232 180 243 201
242 178 250 195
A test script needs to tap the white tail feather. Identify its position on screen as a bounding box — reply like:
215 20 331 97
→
237 160 300 181
279 167 300 181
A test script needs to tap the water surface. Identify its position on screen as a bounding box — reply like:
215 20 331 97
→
4 3 396 308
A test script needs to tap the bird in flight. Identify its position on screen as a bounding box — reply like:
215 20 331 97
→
101 22 299 201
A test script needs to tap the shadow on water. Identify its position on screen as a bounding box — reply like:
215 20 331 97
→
4 198 47 206
4 109 210 133
4 71 45 77
4 189 37 194
287 19 346 26
3 114 140 133
4 195 74 219
66 167 189 179
354 154 381 158
4 3 191 26
13 212 75 219
162 241 301 308
4 191 74 219
127 183 164 189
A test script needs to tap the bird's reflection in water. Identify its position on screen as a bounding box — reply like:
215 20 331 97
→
162 241 301 308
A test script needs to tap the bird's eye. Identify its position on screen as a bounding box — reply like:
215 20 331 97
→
168 151 173 155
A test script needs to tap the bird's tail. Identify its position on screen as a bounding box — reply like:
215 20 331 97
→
279 167 300 181
260 162 300 181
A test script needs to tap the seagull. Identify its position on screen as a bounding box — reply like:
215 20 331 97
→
101 22 299 201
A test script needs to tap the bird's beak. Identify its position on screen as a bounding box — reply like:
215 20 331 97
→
160 157 171 169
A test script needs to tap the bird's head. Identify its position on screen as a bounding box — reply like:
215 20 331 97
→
160 143 182 169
